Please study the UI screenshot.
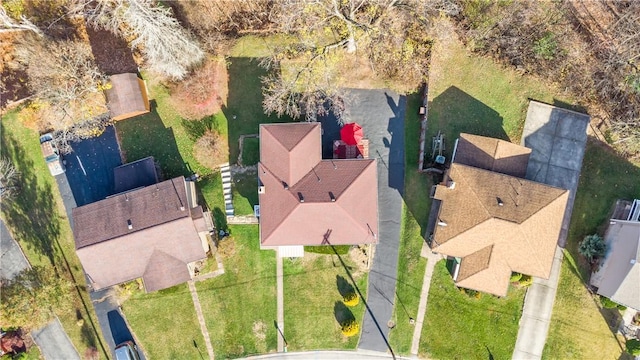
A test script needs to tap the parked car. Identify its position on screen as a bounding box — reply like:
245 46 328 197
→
39 133 65 176
114 341 140 360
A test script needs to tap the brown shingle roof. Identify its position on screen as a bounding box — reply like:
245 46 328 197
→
432 144 569 296
457 245 493 282
73 177 206 292
105 73 150 121
455 133 531 178
259 123 378 247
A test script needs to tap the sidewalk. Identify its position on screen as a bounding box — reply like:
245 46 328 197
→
410 246 441 355
32 317 81 360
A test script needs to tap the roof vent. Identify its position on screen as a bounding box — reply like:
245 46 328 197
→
125 194 129 201
127 219 133 230
258 186 265 194
438 221 447 227
297 192 304 203
497 197 504 206
180 206 185 211
329 191 336 202
448 181 456 189
631 259 637 265
282 181 289 190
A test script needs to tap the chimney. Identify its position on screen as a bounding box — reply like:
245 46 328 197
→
329 191 336 202
297 192 304 203
127 219 133 230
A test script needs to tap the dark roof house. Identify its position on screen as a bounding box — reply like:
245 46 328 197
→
591 199 640 311
73 176 210 292
105 73 150 121
258 123 378 251
431 133 569 296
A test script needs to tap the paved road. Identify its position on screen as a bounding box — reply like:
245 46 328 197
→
343 89 405 353
1 220 81 359
512 102 590 359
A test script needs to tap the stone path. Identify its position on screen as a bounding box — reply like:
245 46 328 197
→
221 163 234 217
410 246 441 355
276 253 285 352
188 281 215 360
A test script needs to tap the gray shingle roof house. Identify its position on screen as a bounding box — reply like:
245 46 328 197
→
591 199 640 311
431 133 569 296
73 176 211 292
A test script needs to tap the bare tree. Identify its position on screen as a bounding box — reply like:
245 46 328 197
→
0 158 19 200
79 0 205 80
260 0 458 122
0 6 43 36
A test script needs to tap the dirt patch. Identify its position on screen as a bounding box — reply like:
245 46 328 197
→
252 321 267 342
86 27 139 75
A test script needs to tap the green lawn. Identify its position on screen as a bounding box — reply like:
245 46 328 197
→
232 169 259 216
283 251 368 351
1 113 108 358
241 137 260 166
196 225 277 358
121 284 206 359
543 142 640 359
419 261 526 359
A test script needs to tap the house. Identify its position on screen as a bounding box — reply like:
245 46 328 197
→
430 133 569 296
590 199 640 311
105 73 150 121
258 123 378 257
73 176 212 292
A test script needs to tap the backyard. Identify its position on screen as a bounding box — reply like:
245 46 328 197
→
1 113 108 359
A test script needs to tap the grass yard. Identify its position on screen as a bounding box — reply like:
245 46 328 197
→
121 284 206 359
419 261 526 359
283 251 368 351
196 225 277 358
1 113 108 359
241 137 260 166
543 142 640 359
231 169 259 216
425 26 574 164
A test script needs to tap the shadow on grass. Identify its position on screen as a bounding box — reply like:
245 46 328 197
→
222 57 292 163
115 101 189 180
0 125 60 266
334 301 355 324
336 275 355 298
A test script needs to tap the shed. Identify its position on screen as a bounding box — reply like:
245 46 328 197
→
105 73 150 121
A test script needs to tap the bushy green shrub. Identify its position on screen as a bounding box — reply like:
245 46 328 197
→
343 292 359 307
626 339 640 356
600 296 626 310
510 273 522 282
579 234 606 262
341 319 360 337
518 275 533 287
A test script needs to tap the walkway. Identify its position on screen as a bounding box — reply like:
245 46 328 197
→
188 281 215 360
410 245 441 355
276 252 285 352
348 89 405 353
512 102 590 359
242 350 413 360
32 317 81 360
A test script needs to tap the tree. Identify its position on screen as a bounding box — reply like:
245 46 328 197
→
0 6 43 37
14 35 108 131
0 158 19 200
626 339 640 356
260 0 458 122
79 0 205 80
578 234 606 263
0 266 73 330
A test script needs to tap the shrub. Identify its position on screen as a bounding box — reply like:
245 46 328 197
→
510 272 522 282
461 288 481 298
518 275 533 287
533 32 559 60
193 130 228 170
579 234 606 263
600 296 626 310
169 57 226 120
341 319 360 337
343 292 359 307
626 339 640 356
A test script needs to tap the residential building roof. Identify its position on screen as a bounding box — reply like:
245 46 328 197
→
432 134 569 297
105 73 150 121
454 133 531 178
113 156 158 194
258 123 378 247
73 176 206 292
594 219 640 311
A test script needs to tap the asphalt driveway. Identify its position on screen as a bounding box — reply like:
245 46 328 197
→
335 89 406 353
62 125 122 207
0 220 30 280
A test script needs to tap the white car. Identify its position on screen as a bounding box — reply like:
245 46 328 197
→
39 133 65 176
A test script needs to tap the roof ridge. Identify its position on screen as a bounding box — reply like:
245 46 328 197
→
259 165 301 244
288 122 320 153
331 159 375 201
455 165 493 221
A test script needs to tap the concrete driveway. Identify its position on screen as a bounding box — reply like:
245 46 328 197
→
513 101 589 359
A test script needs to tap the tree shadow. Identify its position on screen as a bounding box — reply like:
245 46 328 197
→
333 301 355 325
336 275 355 298
221 57 292 164
0 66 31 108
86 26 138 75
0 124 61 266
